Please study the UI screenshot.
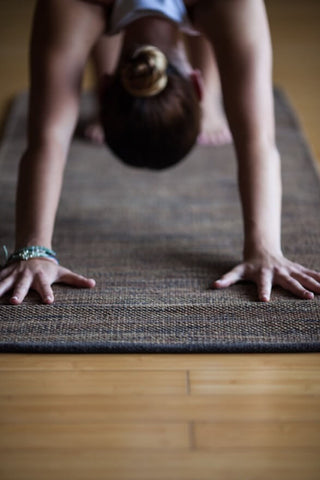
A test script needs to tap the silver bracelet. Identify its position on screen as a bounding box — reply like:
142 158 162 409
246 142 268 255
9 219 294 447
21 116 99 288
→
4 245 59 266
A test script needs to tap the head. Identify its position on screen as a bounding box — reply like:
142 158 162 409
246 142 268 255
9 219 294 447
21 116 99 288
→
100 45 201 170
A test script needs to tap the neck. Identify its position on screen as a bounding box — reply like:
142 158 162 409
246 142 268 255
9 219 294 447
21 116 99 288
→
122 17 191 75
123 17 179 56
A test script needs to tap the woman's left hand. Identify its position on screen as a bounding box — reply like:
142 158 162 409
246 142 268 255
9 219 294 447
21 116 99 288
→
211 252 320 301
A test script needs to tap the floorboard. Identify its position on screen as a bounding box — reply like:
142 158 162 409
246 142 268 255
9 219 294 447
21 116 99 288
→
0 0 320 478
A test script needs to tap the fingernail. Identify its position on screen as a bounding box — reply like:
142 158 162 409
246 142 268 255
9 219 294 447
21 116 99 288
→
10 296 20 305
304 291 314 299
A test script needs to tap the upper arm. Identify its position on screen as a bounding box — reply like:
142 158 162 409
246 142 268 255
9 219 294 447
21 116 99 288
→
27 0 106 151
192 0 275 147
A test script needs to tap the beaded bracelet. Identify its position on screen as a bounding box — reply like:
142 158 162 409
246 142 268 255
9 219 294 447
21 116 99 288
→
3 245 59 266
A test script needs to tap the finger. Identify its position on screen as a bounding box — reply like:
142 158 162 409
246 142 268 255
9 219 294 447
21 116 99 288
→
0 275 17 298
0 265 15 281
33 273 55 304
10 274 33 305
275 274 314 300
291 271 320 295
212 264 245 289
301 268 320 283
257 269 273 302
59 270 96 289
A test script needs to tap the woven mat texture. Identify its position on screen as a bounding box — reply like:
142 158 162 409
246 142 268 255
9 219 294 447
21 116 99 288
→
0 90 320 352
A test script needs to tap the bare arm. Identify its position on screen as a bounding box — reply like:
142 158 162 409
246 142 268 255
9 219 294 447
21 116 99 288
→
195 0 280 254
0 0 106 304
193 0 320 300
17 0 106 247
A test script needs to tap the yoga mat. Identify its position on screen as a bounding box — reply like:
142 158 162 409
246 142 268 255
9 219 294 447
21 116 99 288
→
0 90 320 352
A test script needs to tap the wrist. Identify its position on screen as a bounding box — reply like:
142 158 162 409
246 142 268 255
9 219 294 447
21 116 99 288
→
243 239 282 260
6 245 59 266
15 236 52 251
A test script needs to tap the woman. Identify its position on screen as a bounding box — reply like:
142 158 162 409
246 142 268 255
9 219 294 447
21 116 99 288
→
1 0 319 304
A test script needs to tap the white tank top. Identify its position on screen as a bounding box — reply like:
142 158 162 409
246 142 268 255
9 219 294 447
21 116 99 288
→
109 0 197 35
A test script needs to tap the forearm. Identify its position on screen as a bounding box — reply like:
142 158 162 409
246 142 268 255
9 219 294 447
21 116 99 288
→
194 0 280 254
237 142 282 257
16 85 80 250
15 142 68 249
14 0 106 250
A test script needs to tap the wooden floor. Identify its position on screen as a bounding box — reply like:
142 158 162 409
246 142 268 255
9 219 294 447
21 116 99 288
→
0 1 320 479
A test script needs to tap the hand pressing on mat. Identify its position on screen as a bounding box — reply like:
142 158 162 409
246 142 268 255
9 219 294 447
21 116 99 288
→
212 252 320 302
9 0 317 304
0 258 95 305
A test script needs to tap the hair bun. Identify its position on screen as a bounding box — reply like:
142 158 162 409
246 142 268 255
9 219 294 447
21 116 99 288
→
121 45 168 97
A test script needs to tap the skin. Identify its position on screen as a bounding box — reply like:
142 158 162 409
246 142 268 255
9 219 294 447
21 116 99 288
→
85 27 232 146
184 34 232 146
193 0 320 300
1 0 320 304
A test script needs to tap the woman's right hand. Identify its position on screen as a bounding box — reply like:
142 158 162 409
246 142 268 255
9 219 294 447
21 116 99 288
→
0 258 96 305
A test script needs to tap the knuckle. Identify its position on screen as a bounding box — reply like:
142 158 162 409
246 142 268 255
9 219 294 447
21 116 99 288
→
276 267 290 278
15 272 28 285
35 271 46 282
42 282 52 292
259 267 270 278
273 266 283 276
245 263 255 274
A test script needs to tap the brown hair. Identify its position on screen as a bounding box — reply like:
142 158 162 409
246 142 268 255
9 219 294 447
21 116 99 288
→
100 46 201 170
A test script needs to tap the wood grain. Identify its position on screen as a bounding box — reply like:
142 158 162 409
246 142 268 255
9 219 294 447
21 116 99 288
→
0 370 187 396
0 353 319 371
0 423 190 450
1 395 319 424
0 449 320 480
189 369 320 395
193 422 320 449
0 1 320 479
